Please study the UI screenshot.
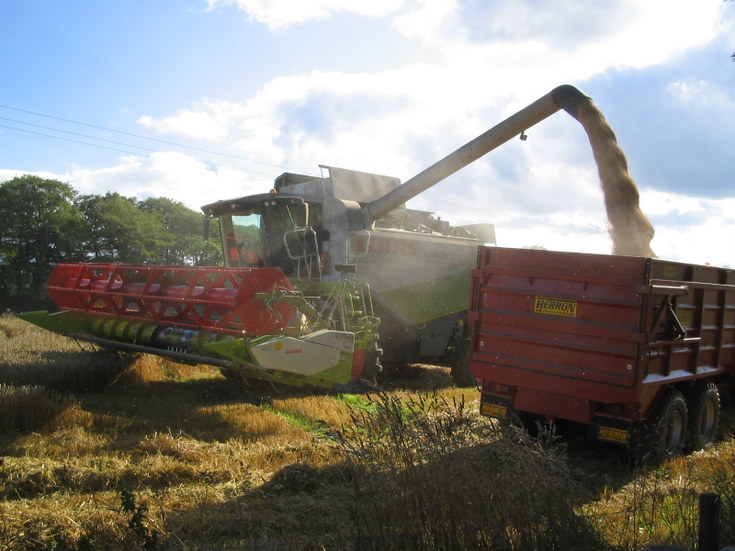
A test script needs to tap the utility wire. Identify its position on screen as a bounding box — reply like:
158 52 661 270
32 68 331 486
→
0 103 310 178
0 122 282 179
0 103 291 171
0 116 157 154
0 124 153 157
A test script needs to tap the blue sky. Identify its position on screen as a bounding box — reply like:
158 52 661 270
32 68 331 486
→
1 0 734 266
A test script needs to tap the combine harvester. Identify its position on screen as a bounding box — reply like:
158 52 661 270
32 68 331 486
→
22 84 652 391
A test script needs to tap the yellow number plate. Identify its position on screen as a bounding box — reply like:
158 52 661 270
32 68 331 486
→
480 402 507 418
598 426 629 444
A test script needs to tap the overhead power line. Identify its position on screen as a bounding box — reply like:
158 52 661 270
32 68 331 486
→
0 116 156 154
0 103 292 172
0 121 283 179
0 123 153 157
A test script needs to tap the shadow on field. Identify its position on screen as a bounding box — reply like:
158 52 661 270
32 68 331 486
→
0 349 130 392
76 362 459 444
77 377 284 444
157 394 625 551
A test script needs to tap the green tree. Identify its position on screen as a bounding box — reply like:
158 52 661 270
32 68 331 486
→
75 193 221 266
0 176 224 308
75 192 165 264
137 197 221 265
0 175 85 306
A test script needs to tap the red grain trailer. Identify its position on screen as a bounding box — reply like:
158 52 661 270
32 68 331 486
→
467 247 735 461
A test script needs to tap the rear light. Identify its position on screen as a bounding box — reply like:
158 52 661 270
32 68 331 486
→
486 383 511 395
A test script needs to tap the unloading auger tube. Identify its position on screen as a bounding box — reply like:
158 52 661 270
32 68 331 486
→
362 84 588 226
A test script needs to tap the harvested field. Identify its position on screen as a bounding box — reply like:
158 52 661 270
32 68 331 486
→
1 313 734 551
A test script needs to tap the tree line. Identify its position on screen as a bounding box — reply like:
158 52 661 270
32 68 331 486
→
0 175 222 310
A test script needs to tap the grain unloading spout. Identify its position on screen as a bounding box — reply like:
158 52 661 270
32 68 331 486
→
362 84 588 226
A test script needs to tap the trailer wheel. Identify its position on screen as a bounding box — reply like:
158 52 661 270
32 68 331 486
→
451 336 476 387
631 389 688 464
686 382 720 451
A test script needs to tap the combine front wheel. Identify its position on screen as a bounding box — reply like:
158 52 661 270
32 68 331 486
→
451 334 476 387
336 350 382 393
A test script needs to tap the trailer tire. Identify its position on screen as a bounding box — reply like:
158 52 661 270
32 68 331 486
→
630 389 688 464
686 382 720 451
451 336 476 387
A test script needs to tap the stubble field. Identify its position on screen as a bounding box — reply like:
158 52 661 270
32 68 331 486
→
1 313 734 551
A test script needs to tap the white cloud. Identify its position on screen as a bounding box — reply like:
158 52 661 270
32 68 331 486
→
137 99 243 141
66 152 271 209
640 189 706 217
0 169 69 184
391 0 727 90
146 0 731 173
206 0 404 29
392 0 457 42
667 78 735 117
650 198 735 267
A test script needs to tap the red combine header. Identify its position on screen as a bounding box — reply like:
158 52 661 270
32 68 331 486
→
45 263 295 336
23 262 380 390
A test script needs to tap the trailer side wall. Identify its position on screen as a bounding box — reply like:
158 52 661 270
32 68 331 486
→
468 247 735 443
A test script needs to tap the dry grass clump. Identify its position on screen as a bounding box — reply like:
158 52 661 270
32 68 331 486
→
11 424 108 458
135 431 211 463
111 355 221 387
270 394 354 428
0 313 83 361
0 315 214 393
0 314 21 338
590 440 735 549
332 392 605 551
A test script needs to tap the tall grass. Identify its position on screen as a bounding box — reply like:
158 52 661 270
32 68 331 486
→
332 392 606 551
589 446 735 549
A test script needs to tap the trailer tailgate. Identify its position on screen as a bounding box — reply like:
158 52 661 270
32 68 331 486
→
468 247 649 406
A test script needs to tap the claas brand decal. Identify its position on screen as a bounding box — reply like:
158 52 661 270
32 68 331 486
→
353 235 418 256
534 296 577 318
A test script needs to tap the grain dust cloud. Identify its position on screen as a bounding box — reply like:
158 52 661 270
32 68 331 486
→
576 99 656 257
